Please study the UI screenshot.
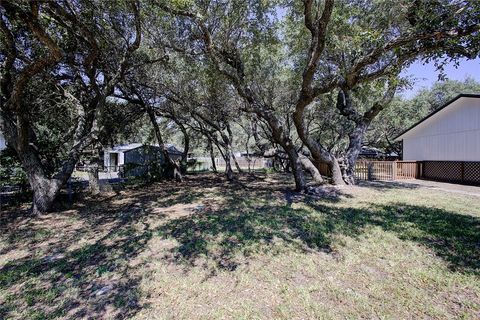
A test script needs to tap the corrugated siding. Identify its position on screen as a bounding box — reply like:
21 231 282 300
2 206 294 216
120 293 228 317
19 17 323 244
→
104 152 110 167
0 132 6 150
124 146 163 165
403 98 480 161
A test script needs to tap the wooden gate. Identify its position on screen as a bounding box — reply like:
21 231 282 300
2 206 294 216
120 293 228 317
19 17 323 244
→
355 161 420 181
394 161 419 179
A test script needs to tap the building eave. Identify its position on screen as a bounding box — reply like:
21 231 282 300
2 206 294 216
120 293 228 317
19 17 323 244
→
393 93 480 142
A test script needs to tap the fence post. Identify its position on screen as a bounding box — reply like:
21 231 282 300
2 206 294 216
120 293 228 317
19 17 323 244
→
420 161 425 179
392 161 397 180
461 161 465 183
367 162 373 181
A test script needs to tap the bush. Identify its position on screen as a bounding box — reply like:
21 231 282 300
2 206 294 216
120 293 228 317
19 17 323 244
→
0 148 28 188
0 147 31 205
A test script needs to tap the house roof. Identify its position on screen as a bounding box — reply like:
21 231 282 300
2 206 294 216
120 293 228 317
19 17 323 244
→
394 93 480 141
359 146 383 155
110 143 143 152
357 147 398 157
165 144 184 155
108 143 184 155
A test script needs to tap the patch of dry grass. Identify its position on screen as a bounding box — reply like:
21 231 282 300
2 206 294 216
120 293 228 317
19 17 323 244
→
0 173 479 319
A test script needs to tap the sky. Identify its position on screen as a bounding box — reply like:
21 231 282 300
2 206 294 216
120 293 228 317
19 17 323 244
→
401 57 480 99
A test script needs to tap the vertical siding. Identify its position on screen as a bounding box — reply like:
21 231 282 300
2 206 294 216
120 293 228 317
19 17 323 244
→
0 132 6 150
104 152 110 167
403 98 480 161
124 146 163 165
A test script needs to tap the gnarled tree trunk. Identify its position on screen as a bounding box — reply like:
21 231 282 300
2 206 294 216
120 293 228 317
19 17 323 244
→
299 154 324 184
343 122 369 184
224 155 234 181
335 87 396 184
283 142 306 191
328 157 345 185
1 0 143 214
18 145 75 215
30 177 61 215
292 106 345 185
218 143 234 181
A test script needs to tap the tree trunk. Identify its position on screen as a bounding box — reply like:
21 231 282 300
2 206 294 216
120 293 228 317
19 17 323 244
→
251 109 306 190
245 144 251 173
88 165 100 195
223 149 234 181
29 173 59 215
207 139 217 172
178 123 189 174
232 152 243 173
30 178 60 215
334 88 396 184
271 156 277 171
283 143 306 191
219 127 240 176
146 105 182 182
1 106 96 214
225 124 242 174
299 154 324 184
181 135 189 174
342 122 368 184
87 144 103 195
212 139 234 181
328 157 345 185
292 106 346 185
19 148 69 215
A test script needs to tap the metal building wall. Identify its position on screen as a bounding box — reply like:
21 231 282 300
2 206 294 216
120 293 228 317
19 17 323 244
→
402 97 480 161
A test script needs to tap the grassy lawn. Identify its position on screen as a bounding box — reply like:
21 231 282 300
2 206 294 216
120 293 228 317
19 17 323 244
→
0 173 479 319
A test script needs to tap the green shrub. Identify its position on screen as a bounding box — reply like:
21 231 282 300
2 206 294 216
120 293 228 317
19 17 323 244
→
0 148 28 188
0 147 31 204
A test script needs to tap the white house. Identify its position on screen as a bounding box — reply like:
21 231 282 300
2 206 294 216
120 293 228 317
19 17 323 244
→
395 94 480 161
0 131 6 151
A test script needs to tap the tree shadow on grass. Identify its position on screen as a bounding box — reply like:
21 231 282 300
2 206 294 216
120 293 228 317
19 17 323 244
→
158 195 480 275
367 203 479 274
157 204 335 271
0 196 169 319
0 218 153 319
0 174 225 319
356 180 422 191
1 173 479 319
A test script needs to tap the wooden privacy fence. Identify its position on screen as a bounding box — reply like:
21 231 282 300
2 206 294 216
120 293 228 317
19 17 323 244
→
188 156 268 172
217 157 267 170
394 161 420 180
355 161 420 181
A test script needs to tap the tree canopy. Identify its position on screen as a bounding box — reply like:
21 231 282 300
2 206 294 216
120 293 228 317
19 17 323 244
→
1 0 479 213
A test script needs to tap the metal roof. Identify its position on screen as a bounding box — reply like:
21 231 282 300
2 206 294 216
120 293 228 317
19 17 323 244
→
110 143 143 152
108 143 184 155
